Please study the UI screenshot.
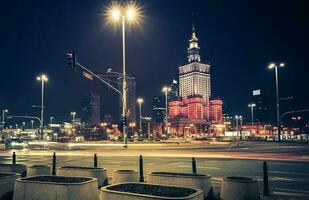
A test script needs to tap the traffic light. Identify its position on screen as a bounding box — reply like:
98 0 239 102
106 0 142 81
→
66 51 77 69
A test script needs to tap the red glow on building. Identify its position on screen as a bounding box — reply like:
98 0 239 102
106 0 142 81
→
209 99 223 123
168 96 223 124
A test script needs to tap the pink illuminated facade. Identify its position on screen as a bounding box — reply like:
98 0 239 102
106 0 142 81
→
169 96 223 123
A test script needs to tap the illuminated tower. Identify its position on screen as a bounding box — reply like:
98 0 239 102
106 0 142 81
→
179 26 211 105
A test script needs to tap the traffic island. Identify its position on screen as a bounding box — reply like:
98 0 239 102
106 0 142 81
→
100 182 203 200
112 170 139 184
220 176 260 200
147 172 213 199
0 164 27 177
57 166 108 187
13 175 99 200
27 165 51 176
0 172 20 200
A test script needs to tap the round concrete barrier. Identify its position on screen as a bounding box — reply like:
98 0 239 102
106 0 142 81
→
0 172 20 200
57 166 108 187
13 175 99 200
0 164 27 177
220 176 260 200
147 172 213 199
112 170 138 184
27 165 51 176
100 182 203 200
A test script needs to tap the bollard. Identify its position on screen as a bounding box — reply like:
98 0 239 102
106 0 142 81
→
94 154 98 168
263 161 269 196
52 152 56 175
192 157 197 174
139 155 144 182
12 152 16 165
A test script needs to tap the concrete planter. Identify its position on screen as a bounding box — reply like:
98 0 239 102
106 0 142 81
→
100 182 203 200
0 172 20 200
57 166 108 187
112 170 138 184
27 165 51 176
13 175 99 200
0 164 27 177
220 176 260 200
147 172 212 199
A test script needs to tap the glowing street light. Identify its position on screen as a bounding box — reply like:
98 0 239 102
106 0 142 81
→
137 98 144 134
31 120 34 129
107 2 142 148
162 86 171 137
248 103 256 125
235 115 243 141
268 62 285 141
1 109 8 129
37 74 48 137
22 121 26 131
111 8 121 21
70 112 77 128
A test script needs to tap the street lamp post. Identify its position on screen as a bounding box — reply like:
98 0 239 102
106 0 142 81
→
37 74 48 138
109 3 140 147
239 116 243 140
22 122 26 131
1 109 8 129
235 115 243 141
235 115 239 141
137 98 144 135
31 120 34 129
268 63 285 142
248 103 256 125
50 116 54 125
70 112 76 128
162 86 171 137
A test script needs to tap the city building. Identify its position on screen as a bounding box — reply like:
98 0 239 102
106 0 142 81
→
152 95 166 123
118 77 136 125
167 26 223 137
169 79 180 101
179 26 211 105
81 92 101 127
252 89 271 123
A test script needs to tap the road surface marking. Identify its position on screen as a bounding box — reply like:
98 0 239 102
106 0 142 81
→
106 161 121 164
146 163 154 166
269 170 309 176
273 191 309 198
177 165 220 170
273 188 309 195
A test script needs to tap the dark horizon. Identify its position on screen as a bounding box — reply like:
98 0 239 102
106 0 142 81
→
1 0 308 125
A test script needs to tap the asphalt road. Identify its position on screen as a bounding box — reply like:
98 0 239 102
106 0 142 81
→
1 142 309 199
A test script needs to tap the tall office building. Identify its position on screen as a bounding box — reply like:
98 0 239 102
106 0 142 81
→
169 79 179 101
179 26 211 105
152 95 166 123
167 26 223 136
81 92 101 127
118 77 136 124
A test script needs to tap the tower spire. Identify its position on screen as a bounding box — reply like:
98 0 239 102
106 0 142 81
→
187 25 200 63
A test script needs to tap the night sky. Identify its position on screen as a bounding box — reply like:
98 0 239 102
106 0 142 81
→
0 0 308 125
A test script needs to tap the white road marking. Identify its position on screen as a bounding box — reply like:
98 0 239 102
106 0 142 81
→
146 163 154 166
177 165 220 170
269 170 309 176
106 161 121 164
273 188 309 195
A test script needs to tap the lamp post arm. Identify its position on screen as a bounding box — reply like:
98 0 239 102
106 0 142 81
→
76 63 122 96
280 109 309 121
7 115 42 126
